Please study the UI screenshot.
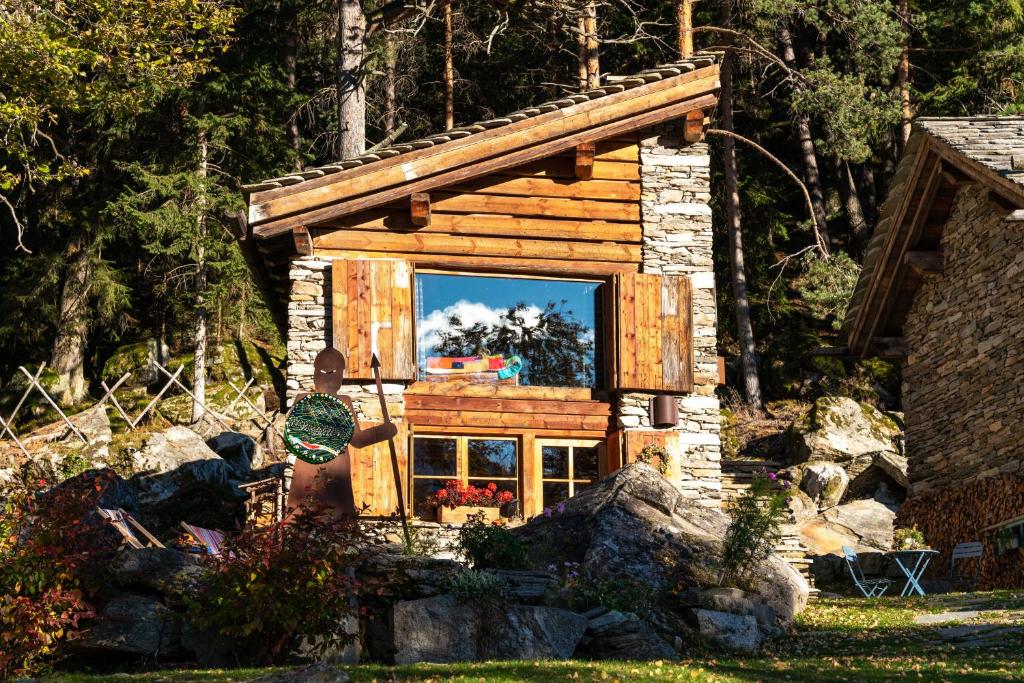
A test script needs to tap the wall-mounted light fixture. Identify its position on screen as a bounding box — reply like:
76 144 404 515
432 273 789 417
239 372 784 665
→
649 395 678 429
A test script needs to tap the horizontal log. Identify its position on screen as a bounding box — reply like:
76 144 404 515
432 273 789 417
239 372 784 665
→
320 210 642 243
405 382 596 401
424 192 639 222
502 157 640 181
413 425 610 439
312 230 642 262
406 394 612 416
316 249 637 276
446 175 640 201
406 409 611 432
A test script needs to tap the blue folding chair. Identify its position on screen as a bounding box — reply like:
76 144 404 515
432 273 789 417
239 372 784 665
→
843 546 893 597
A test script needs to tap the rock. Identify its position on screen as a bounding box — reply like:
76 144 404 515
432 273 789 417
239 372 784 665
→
109 547 207 603
132 426 233 505
800 498 897 555
249 663 349 683
699 587 755 615
801 462 849 510
786 488 819 523
577 609 678 661
102 340 169 387
74 593 181 657
787 397 902 478
493 570 558 604
871 451 909 488
512 463 809 627
207 431 263 477
694 609 761 652
390 594 586 664
1 404 113 481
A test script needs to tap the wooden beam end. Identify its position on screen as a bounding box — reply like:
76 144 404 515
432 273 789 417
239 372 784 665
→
574 142 596 181
410 193 431 227
293 226 313 256
683 108 706 143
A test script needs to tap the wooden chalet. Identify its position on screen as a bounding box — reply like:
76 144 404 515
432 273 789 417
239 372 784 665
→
241 55 725 521
844 116 1024 586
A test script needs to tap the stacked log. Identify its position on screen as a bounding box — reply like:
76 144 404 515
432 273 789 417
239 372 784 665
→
899 474 1024 589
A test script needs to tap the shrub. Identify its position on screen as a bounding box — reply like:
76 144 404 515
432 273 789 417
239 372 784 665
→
447 569 505 600
189 508 383 664
719 471 792 586
797 251 861 331
457 513 527 570
0 472 117 677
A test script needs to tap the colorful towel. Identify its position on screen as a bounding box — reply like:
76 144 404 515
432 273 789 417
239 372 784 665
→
181 522 226 557
426 354 508 374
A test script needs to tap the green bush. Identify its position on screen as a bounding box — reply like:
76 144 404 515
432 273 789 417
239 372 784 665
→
447 569 505 600
719 472 792 586
797 251 861 331
457 513 527 570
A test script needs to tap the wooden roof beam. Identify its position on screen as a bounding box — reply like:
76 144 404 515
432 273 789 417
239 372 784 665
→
683 108 706 143
410 193 431 227
293 226 313 256
905 250 942 275
574 142 596 180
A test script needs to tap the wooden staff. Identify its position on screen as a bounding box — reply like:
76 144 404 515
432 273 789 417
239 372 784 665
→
370 352 411 548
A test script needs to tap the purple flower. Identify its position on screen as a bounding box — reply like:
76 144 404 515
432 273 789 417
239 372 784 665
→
557 502 567 514
768 472 778 481
547 563 557 572
543 507 552 517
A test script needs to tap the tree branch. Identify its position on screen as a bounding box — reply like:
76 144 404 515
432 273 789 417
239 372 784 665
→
706 128 829 257
0 194 32 254
366 0 433 37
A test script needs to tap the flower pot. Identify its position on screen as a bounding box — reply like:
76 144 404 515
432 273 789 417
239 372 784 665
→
437 505 501 525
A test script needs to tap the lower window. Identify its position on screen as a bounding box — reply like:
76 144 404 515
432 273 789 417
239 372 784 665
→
411 435 518 516
539 439 603 508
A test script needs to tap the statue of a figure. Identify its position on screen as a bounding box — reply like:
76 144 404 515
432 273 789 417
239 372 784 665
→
285 348 397 519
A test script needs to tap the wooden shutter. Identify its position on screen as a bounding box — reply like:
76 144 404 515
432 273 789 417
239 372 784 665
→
614 272 693 392
350 421 409 516
331 259 415 380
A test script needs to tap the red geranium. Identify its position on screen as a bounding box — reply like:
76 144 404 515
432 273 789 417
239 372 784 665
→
426 480 515 510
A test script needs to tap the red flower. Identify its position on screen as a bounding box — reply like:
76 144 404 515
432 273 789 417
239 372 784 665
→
487 482 497 492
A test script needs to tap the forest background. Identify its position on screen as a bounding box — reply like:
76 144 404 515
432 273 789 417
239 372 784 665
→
1 0 1022 415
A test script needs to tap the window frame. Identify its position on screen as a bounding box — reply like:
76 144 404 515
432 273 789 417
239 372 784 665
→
410 433 520 516
536 437 605 508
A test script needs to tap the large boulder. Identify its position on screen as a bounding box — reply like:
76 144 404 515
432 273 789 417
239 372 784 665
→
390 594 586 664
786 397 902 478
513 463 808 627
799 498 897 555
102 339 169 387
74 593 181 657
576 608 677 661
206 431 263 476
109 547 207 603
800 462 849 510
694 609 761 653
131 426 233 505
1 404 113 481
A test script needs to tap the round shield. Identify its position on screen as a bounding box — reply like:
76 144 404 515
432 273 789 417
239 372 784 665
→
284 393 356 464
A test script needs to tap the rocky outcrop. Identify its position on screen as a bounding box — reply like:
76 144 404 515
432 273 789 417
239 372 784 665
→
132 426 233 504
787 397 902 478
390 594 587 664
74 593 182 657
577 608 677 661
207 431 263 476
801 462 849 510
694 609 761 652
110 548 208 604
513 463 809 628
800 498 897 555
102 340 169 387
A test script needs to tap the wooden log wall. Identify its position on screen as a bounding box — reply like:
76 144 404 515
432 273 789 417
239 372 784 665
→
310 137 642 276
899 474 1024 589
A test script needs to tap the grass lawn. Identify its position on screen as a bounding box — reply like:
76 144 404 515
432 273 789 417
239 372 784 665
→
45 592 1024 682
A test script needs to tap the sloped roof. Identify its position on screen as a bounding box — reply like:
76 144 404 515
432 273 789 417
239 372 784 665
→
242 54 719 196
844 116 1024 355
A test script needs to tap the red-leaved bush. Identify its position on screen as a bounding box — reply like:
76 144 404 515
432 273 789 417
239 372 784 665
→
428 480 514 510
188 505 386 664
0 471 116 677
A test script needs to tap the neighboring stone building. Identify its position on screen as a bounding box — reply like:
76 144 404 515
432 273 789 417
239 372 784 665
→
844 116 1024 586
241 56 724 519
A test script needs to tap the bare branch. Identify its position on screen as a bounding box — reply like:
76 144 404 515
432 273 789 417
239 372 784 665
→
0 193 32 254
706 128 829 257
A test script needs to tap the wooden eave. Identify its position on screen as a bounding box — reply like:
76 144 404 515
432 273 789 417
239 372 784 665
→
245 64 720 239
844 133 1024 357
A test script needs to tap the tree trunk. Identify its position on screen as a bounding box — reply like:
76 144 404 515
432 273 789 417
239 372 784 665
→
779 25 831 251
859 163 877 225
384 31 398 134
841 160 869 244
676 0 693 57
576 15 588 92
720 0 763 409
897 0 912 150
443 1 455 129
284 2 301 169
583 2 600 89
192 130 209 424
51 239 91 405
336 0 367 159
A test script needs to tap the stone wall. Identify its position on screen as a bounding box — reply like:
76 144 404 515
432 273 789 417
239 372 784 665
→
902 183 1024 495
615 122 721 506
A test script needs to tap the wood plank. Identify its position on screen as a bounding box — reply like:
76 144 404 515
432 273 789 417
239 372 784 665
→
446 175 640 201
412 424 609 439
354 260 372 377
662 276 679 389
392 262 415 379
313 230 641 262
320 210 641 243
406 409 611 432
502 157 640 182
331 260 349 355
521 432 539 518
591 139 640 162
425 192 639 222
406 382 594 401
251 87 720 236
405 394 612 416
249 67 714 222
317 249 636 277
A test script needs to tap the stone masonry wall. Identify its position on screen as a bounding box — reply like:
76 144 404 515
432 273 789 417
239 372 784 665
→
902 184 1024 495
617 122 721 506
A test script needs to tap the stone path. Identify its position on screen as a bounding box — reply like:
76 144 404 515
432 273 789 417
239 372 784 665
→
913 600 1024 647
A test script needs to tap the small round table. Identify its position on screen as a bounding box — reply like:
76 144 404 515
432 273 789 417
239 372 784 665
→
889 549 939 597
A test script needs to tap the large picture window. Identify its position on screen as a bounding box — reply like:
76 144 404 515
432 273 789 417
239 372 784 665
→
411 435 519 516
415 272 604 388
